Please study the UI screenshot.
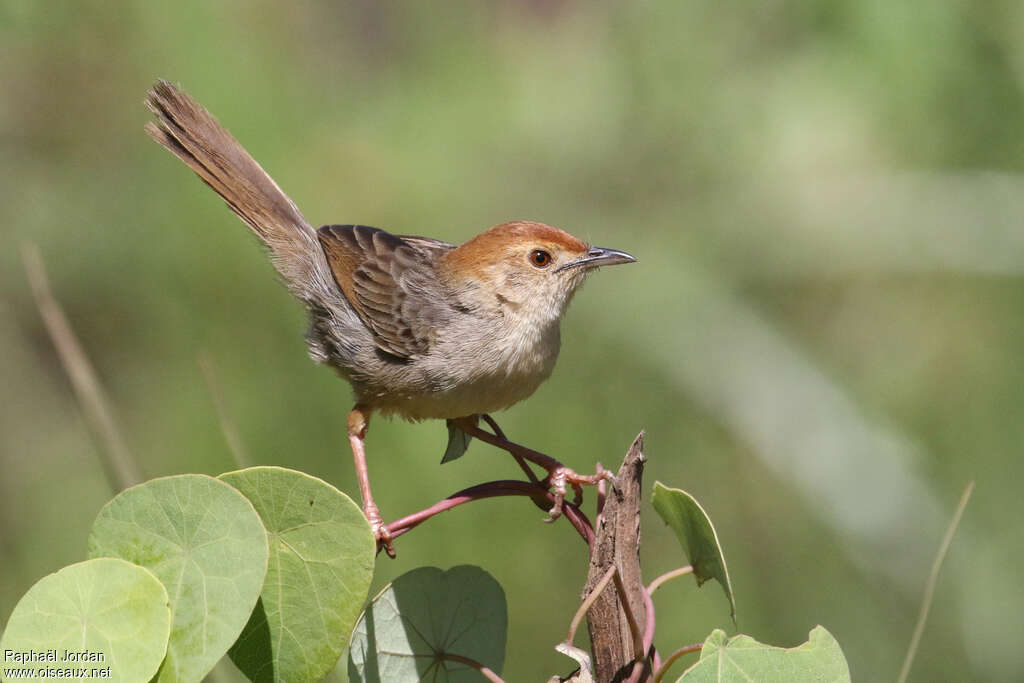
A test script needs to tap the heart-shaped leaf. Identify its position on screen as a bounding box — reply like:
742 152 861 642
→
677 626 850 682
219 466 375 682
0 558 170 683
652 481 736 620
348 565 507 682
88 474 268 683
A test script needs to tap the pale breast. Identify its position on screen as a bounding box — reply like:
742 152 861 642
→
367 316 562 420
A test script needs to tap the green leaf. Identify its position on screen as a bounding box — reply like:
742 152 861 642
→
87 474 269 683
218 466 376 682
677 626 851 682
0 558 170 683
652 481 736 620
348 565 507 682
441 419 472 463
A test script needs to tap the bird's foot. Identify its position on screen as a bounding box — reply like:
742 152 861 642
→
463 415 615 520
364 505 396 558
542 464 615 521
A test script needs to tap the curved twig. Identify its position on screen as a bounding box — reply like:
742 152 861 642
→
897 481 975 683
480 413 539 484
652 643 703 683
566 565 617 646
22 244 142 491
438 652 505 683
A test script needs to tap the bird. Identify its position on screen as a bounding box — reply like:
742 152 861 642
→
145 80 636 555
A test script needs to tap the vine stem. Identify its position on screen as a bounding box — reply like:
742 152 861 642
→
652 643 703 683
385 479 594 546
459 418 566 471
439 653 505 683
565 565 618 646
480 414 539 485
457 418 610 516
565 563 653 683
624 586 656 683
646 566 694 595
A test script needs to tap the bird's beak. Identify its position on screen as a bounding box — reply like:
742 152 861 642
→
556 246 637 272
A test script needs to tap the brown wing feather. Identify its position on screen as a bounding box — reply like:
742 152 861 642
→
317 225 453 359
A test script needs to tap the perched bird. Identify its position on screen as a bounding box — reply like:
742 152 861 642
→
145 81 636 554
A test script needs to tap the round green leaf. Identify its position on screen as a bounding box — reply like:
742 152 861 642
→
652 481 736 621
677 626 851 682
87 474 269 683
218 466 375 682
0 558 170 683
348 565 507 682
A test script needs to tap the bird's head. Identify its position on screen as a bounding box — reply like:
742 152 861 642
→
442 221 636 325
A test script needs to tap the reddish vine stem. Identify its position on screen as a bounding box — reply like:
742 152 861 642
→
459 418 608 524
624 587 657 683
650 645 663 677
385 479 594 546
642 585 656 657
460 418 562 469
479 414 539 485
459 419 610 492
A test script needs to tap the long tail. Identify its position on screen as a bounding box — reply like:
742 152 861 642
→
145 80 321 299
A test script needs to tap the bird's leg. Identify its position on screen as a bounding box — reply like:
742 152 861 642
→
347 405 395 557
460 415 614 520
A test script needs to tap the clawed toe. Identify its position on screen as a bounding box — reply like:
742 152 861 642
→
364 507 396 558
374 523 396 558
542 464 614 521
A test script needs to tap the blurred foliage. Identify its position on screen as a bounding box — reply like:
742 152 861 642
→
2 1 1023 681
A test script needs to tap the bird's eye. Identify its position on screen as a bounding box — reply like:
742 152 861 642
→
529 249 552 268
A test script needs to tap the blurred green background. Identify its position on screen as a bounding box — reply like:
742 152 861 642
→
2 1 1022 680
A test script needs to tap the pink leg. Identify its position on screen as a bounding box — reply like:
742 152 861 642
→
348 406 395 557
